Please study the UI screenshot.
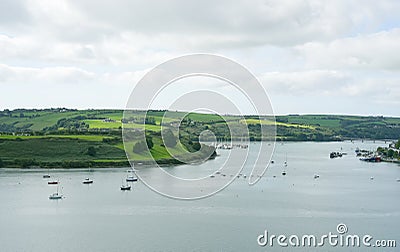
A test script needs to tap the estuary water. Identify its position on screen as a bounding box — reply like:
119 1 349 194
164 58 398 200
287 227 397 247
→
0 141 399 251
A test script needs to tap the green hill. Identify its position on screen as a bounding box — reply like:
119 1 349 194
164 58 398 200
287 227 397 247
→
1 108 399 168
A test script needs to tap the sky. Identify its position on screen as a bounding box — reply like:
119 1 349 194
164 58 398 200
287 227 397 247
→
0 0 399 116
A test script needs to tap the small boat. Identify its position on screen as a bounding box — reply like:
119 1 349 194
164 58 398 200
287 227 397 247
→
126 176 137 182
82 178 93 184
126 168 138 182
49 184 63 199
282 171 286 176
330 152 343 158
271 160 274 164
43 174 51 178
120 184 131 191
49 192 63 200
48 180 59 185
360 156 381 162
314 174 320 179
370 176 374 180
396 178 400 182
210 174 215 178
284 153 288 167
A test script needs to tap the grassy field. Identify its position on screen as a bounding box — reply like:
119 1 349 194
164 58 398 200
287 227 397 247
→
0 138 127 167
1 109 400 168
0 134 112 141
242 118 315 129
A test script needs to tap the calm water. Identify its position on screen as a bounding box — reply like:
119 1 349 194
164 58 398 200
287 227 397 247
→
0 141 399 251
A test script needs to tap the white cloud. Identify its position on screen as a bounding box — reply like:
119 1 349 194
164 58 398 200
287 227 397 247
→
0 64 95 84
296 28 400 71
260 70 350 95
0 0 399 115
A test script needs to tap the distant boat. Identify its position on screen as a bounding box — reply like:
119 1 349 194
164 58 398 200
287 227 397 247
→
43 168 51 178
370 177 374 180
314 174 320 179
126 175 138 182
282 153 287 175
330 152 343 158
48 180 59 185
271 160 274 164
126 169 138 182
360 156 381 162
210 174 215 178
82 178 93 184
120 184 131 191
284 153 288 167
397 178 400 182
49 184 63 200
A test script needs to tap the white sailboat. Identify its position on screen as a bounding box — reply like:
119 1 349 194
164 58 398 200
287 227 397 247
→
120 178 131 190
49 184 63 200
282 153 287 176
126 166 138 182
43 168 51 178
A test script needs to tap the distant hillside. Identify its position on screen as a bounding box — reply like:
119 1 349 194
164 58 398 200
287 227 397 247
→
1 109 399 168
1 109 400 140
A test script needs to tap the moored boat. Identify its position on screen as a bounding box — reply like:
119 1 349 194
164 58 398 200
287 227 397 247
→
82 178 94 184
360 156 381 162
120 184 131 191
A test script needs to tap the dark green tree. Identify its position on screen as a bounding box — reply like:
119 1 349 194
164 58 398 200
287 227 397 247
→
87 146 96 156
163 129 177 147
146 136 154 149
0 158 3 168
133 141 147 153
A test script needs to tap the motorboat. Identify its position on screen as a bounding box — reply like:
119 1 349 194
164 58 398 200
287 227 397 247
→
82 178 93 184
121 184 131 191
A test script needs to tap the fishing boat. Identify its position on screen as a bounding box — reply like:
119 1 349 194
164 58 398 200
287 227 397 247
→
82 178 93 184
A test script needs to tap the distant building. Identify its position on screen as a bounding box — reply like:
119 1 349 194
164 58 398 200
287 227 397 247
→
103 118 116 123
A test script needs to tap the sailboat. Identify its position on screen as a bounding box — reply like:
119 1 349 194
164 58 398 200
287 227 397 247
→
126 166 138 182
49 184 63 199
43 168 51 178
282 153 287 176
120 179 131 190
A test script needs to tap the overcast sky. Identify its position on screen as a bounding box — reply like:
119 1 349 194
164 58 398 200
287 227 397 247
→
0 0 399 116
